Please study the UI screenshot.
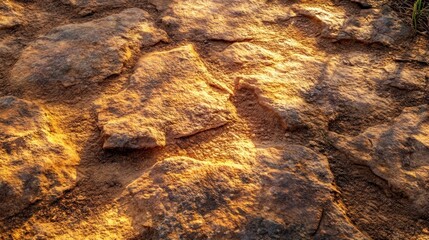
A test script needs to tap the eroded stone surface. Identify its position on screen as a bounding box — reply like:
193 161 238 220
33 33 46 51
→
150 0 293 41
95 44 232 149
295 6 413 46
61 0 127 15
330 105 429 214
219 43 399 132
121 145 367 239
0 0 22 30
0 96 79 219
217 42 327 131
10 8 167 97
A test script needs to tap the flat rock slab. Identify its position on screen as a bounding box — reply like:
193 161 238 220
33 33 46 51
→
295 6 413 46
61 0 127 15
330 105 429 214
0 96 79 219
149 0 293 41
10 8 167 98
95 44 232 149
120 144 366 239
219 43 399 132
0 0 22 30
218 42 326 131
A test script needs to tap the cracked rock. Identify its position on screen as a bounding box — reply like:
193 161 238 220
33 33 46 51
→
10 8 167 98
0 96 79 219
95 44 232 149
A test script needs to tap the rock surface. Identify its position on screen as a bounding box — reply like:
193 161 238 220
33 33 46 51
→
0 0 22 30
0 96 79 219
61 0 127 15
121 145 366 239
10 8 167 98
296 6 413 46
1 1 429 239
330 105 429 214
150 0 293 41
95 44 232 149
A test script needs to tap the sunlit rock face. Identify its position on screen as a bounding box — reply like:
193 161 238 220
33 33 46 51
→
331 105 429 214
295 6 413 46
10 8 167 98
61 0 127 15
149 0 293 41
0 96 79 219
215 42 326 131
215 42 401 133
1 0 429 239
95 44 232 149
121 144 367 239
0 0 22 30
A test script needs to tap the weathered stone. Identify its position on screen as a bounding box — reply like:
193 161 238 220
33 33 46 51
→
334 8 413 46
385 67 427 91
95 44 232 149
219 42 327 130
150 0 293 41
330 105 429 214
0 0 22 30
317 58 395 123
295 6 413 46
61 0 127 15
121 145 366 239
0 96 79 219
217 42 283 69
10 8 167 97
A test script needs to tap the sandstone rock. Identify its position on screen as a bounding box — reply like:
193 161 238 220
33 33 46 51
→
221 42 326 130
317 59 394 123
0 0 22 30
150 0 293 41
61 0 127 15
351 0 389 8
121 145 366 239
385 67 427 91
334 8 413 46
295 6 413 46
95 44 232 149
330 105 429 214
10 8 167 98
0 96 79 219
293 6 346 38
217 42 283 69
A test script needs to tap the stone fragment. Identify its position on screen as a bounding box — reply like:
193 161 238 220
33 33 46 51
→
0 0 22 30
217 42 283 69
294 6 413 46
150 0 293 41
220 42 326 130
10 8 167 97
330 105 429 214
61 0 127 15
95 44 232 149
0 96 79 219
121 145 366 239
334 8 413 46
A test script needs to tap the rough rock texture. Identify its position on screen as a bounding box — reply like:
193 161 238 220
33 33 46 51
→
2 1 429 239
95 44 232 149
61 0 127 15
121 145 366 239
216 42 327 131
150 0 293 41
10 8 167 98
0 0 22 30
330 105 429 214
296 6 413 46
0 96 79 219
